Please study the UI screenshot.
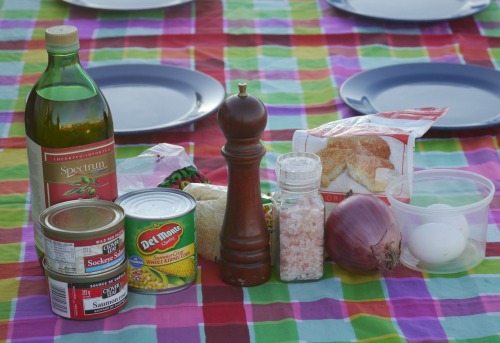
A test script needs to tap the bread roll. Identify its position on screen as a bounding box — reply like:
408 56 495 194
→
183 183 227 262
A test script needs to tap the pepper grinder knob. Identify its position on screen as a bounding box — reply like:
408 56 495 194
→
217 82 271 287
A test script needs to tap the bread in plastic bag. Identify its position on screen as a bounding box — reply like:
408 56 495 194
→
292 107 448 215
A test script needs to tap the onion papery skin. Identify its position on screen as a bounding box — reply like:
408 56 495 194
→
325 194 401 274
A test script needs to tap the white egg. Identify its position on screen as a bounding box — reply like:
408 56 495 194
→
408 222 466 265
421 203 469 239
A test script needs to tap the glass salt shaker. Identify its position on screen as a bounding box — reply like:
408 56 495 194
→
273 152 325 282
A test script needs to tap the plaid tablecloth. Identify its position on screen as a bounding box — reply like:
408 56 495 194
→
1 0 500 342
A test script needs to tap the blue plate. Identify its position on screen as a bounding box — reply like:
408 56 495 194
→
87 64 225 134
340 63 500 130
325 0 491 22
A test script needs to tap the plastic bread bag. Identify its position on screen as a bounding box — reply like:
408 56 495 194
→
292 107 448 216
183 183 274 263
116 143 209 196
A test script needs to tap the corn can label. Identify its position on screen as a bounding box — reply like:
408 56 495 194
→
125 212 197 293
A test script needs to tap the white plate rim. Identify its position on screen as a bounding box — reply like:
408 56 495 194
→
339 62 500 130
325 0 492 22
62 0 192 11
86 63 226 134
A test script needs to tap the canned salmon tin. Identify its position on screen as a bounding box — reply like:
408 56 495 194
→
115 188 197 294
40 199 126 275
43 258 128 320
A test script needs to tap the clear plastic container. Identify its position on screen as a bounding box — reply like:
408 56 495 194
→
273 152 325 282
386 169 494 274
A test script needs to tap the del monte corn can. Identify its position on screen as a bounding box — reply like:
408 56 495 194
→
115 188 197 294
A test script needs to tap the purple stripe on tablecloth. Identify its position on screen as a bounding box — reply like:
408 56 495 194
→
22 224 39 263
157 327 202 341
162 19 194 33
299 298 345 320
465 149 499 165
116 19 165 28
87 307 204 330
265 105 306 116
439 297 486 316
0 76 17 85
260 167 277 185
397 318 448 341
429 56 462 63
483 295 500 312
490 210 500 225
385 278 432 299
291 301 302 320
65 20 101 39
13 296 52 319
256 19 293 30
59 316 105 334
155 283 199 306
250 302 295 322
319 17 357 33
389 299 439 318
10 314 57 340
462 164 500 190
329 56 362 71
0 19 33 29
318 1 357 33
94 19 131 29
330 57 362 87
0 111 13 123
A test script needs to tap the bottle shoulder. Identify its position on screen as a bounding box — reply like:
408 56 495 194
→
33 63 101 101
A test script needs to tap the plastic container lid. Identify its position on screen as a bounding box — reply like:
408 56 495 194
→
45 25 80 53
276 152 322 191
386 169 495 214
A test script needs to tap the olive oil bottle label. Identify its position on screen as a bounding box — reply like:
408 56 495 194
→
27 136 118 258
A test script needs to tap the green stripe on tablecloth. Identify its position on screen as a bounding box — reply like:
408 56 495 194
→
0 244 22 263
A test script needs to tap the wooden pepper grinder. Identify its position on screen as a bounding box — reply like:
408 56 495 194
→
217 82 271 287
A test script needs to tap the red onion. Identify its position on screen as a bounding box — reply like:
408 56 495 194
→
325 193 401 274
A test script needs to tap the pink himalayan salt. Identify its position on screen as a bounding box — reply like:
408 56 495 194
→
278 197 324 281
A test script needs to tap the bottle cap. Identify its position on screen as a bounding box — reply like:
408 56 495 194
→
276 152 322 190
45 25 80 53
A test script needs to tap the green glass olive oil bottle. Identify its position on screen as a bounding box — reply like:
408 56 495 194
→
25 25 118 264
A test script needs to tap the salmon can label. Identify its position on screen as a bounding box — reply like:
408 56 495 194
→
44 228 125 274
40 199 125 275
44 259 128 320
115 188 197 294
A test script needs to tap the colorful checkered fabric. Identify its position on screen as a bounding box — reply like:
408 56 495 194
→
1 0 500 342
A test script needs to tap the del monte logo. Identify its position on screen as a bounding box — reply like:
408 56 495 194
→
137 223 183 254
